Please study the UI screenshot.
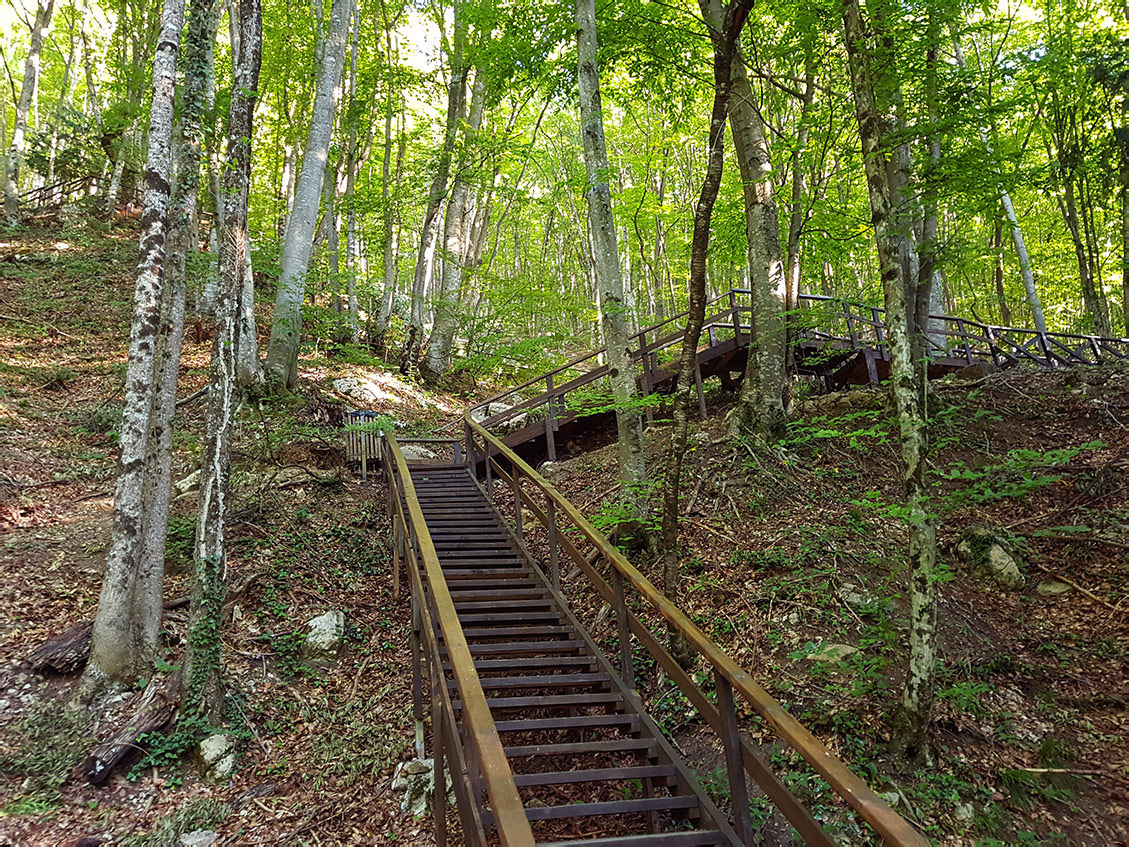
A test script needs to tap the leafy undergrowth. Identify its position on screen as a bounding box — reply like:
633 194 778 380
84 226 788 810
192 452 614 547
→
0 227 484 845
534 371 1129 846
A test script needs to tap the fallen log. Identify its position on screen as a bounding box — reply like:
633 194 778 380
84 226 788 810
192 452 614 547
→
84 670 182 786
25 597 190 674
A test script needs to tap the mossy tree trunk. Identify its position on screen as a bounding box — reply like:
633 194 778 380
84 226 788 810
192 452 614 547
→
185 0 261 718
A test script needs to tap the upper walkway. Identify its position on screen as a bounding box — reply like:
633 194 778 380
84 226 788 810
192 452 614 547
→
466 289 1129 465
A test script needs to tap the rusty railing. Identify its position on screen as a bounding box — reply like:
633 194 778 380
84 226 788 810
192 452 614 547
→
463 413 928 847
382 432 535 847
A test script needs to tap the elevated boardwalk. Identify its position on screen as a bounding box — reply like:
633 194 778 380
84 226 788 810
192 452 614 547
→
382 422 928 847
467 290 1129 466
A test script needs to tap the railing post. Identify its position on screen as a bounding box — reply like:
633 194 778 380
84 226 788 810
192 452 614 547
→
545 374 557 462
956 318 972 364
612 569 635 690
392 514 401 601
430 646 448 847
716 670 754 847
730 288 740 343
871 307 886 358
410 588 424 736
464 421 474 472
485 444 493 502
513 467 523 538
547 499 559 591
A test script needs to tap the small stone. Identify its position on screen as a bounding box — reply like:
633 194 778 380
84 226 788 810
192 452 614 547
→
174 470 201 498
399 444 439 462
179 831 218 847
804 643 857 663
403 758 431 775
301 610 346 664
878 791 900 807
538 461 562 479
1035 580 1072 597
954 803 974 822
199 734 236 782
987 543 1023 589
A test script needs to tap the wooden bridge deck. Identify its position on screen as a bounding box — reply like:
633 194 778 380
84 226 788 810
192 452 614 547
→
382 423 928 847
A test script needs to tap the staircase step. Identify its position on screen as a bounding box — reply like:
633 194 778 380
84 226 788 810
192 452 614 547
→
512 763 670 787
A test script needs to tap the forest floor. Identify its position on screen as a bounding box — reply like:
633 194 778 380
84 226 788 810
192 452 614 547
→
1 225 1127 847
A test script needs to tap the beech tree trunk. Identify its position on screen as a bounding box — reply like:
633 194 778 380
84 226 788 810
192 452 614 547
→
843 0 937 760
401 2 466 374
264 0 352 387
728 53 787 439
423 69 487 378
83 0 186 692
577 0 648 517
992 221 1011 325
4 0 56 220
660 0 751 653
235 237 264 389
185 0 261 717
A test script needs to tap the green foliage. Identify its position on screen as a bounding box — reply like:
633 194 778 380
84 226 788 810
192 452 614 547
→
936 442 1104 508
0 700 91 814
118 798 231 847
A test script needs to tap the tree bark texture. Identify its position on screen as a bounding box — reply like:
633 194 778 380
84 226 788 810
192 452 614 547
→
401 2 466 373
843 0 937 759
423 68 487 378
186 0 261 717
264 0 352 387
85 0 186 690
577 0 648 513
4 0 56 220
728 53 787 438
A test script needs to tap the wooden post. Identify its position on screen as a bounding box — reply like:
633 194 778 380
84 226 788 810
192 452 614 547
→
513 468 522 538
545 374 557 461
548 499 559 590
485 450 493 503
716 670 754 847
730 288 741 343
613 569 635 690
430 647 448 847
871 307 886 358
956 318 972 364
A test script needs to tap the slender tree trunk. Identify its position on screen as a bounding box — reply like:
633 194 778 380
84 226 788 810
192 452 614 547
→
401 3 465 373
728 53 786 439
423 69 487 378
843 0 937 761
577 0 648 518
185 0 261 718
264 0 352 387
992 220 1011 325
4 0 56 220
83 0 185 693
660 0 751 655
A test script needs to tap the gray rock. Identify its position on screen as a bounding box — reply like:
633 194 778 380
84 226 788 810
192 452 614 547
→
180 830 219 847
538 461 563 479
198 734 235 782
804 643 857 663
302 611 345 663
987 543 1023 589
1036 580 1072 597
954 803 974 822
837 582 876 610
392 757 454 818
174 470 201 499
399 444 439 462
878 791 900 807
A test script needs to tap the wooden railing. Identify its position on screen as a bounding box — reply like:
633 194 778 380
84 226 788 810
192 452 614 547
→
466 290 1129 443
462 414 928 847
381 433 535 847
18 173 103 210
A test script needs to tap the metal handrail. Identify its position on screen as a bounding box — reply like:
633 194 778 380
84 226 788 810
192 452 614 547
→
464 413 928 847
382 433 535 847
